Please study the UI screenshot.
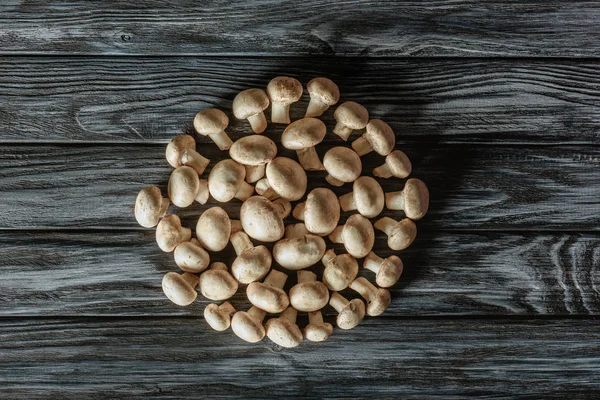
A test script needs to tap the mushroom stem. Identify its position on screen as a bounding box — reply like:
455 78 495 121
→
263 269 288 289
195 179 209 204
159 197 170 217
280 306 297 323
245 164 266 183
329 292 349 312
273 198 292 219
180 272 200 288
305 98 329 118
235 181 255 201
180 227 192 243
325 174 345 187
333 122 354 141
284 223 309 239
208 130 233 151
292 202 305 220
230 219 243 234
296 147 325 171
247 306 267 322
248 112 268 134
219 301 236 316
338 192 356 212
321 249 336 268
363 252 384 274
297 270 317 284
210 262 228 271
351 135 374 156
255 179 280 200
373 217 397 235
349 277 377 302
231 231 254 255
373 163 393 179
181 148 210 175
385 191 405 210
328 226 344 244
271 103 291 125
308 310 325 325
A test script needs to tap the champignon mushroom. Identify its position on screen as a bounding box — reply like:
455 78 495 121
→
229 135 277 184
208 159 255 202
289 270 329 312
273 231 326 270
351 119 395 157
240 196 287 242
256 157 307 201
284 222 310 239
204 302 236 332
333 101 369 141
305 77 340 118
266 306 303 348
231 306 266 343
165 134 196 168
266 76 303 124
232 88 270 134
323 146 362 187
180 148 210 176
196 179 209 205
174 238 210 273
156 215 192 252
135 186 170 228
349 277 391 317
193 108 233 151
162 271 198 306
281 118 326 171
168 166 201 208
328 214 375 259
338 176 384 218
230 231 272 284
198 262 239 301
373 150 412 179
244 164 266 183
329 292 365 330
363 251 403 288
196 206 231 252
304 310 333 342
321 249 358 291
246 269 289 314
292 188 340 236
385 178 430 220
374 217 417 251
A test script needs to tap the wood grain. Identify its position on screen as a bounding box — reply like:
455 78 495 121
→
1 58 600 144
1 1 599 57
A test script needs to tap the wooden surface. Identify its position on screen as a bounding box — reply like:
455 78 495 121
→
1 1 599 398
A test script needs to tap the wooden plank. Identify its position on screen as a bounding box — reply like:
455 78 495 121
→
0 230 598 316
1 144 598 230
1 1 599 57
0 317 598 398
1 58 600 144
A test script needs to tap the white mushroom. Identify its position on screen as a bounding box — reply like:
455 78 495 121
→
168 166 201 208
246 269 289 313
233 88 270 134
338 176 384 218
385 178 430 220
333 101 369 141
174 238 210 273
194 108 233 151
231 306 267 343
349 277 391 317
373 150 412 179
281 118 326 171
265 306 303 348
208 159 255 202
134 186 170 228
229 135 277 184
323 146 362 187
305 77 340 118
230 231 272 284
289 270 329 312
273 231 326 270
162 271 198 306
156 215 192 252
198 262 238 301
351 119 395 157
328 214 375 259
373 217 417 251
165 134 196 168
255 157 307 201
266 76 303 124
196 207 231 252
363 251 404 288
321 249 358 291
240 196 288 242
204 302 236 331
292 188 340 236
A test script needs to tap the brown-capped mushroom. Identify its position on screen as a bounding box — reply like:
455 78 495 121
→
198 262 238 301
165 134 196 168
204 302 236 331
374 217 417 251
196 206 231 252
230 231 272 284
231 306 266 343
233 88 270 134
352 119 395 156
156 215 192 252
373 150 412 179
385 178 430 220
321 249 358 291
329 292 365 330
292 188 340 236
266 306 303 348
333 101 369 141
328 214 375 259
194 108 233 151
135 186 170 228
323 146 362 187
304 310 333 342
162 271 198 306
363 251 403 288
281 118 326 171
349 277 391 316
305 77 340 118
168 166 201 208
240 196 287 242
208 159 255 202
338 176 384 218
266 76 303 124
246 269 289 313
273 231 326 270
174 238 210 273
289 270 329 312
259 157 307 201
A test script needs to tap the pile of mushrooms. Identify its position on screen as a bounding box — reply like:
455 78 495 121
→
134 76 429 348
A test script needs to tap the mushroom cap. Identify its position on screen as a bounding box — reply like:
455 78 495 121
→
365 119 395 156
233 88 270 119
204 304 232 331
168 166 200 208
196 206 231 252
231 311 266 343
337 299 366 329
304 322 333 342
322 253 359 291
231 245 272 284
135 186 168 228
161 272 198 306
307 77 340 106
389 218 417 251
265 157 307 201
386 150 412 178
341 214 375 259
281 118 327 150
174 241 210 273
289 282 330 312
266 76 303 105
403 178 430 220
352 176 384 218
323 147 362 183
266 317 303 348
208 159 247 202
240 196 285 242
198 269 238 301
247 282 289 314
273 234 326 270
156 215 188 252
376 255 404 288
366 288 392 317
194 108 229 136
165 134 196 168
229 135 277 166
334 101 369 130
304 188 340 236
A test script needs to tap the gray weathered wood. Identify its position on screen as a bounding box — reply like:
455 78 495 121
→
1 57 599 143
0 231 598 317
1 1 599 57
